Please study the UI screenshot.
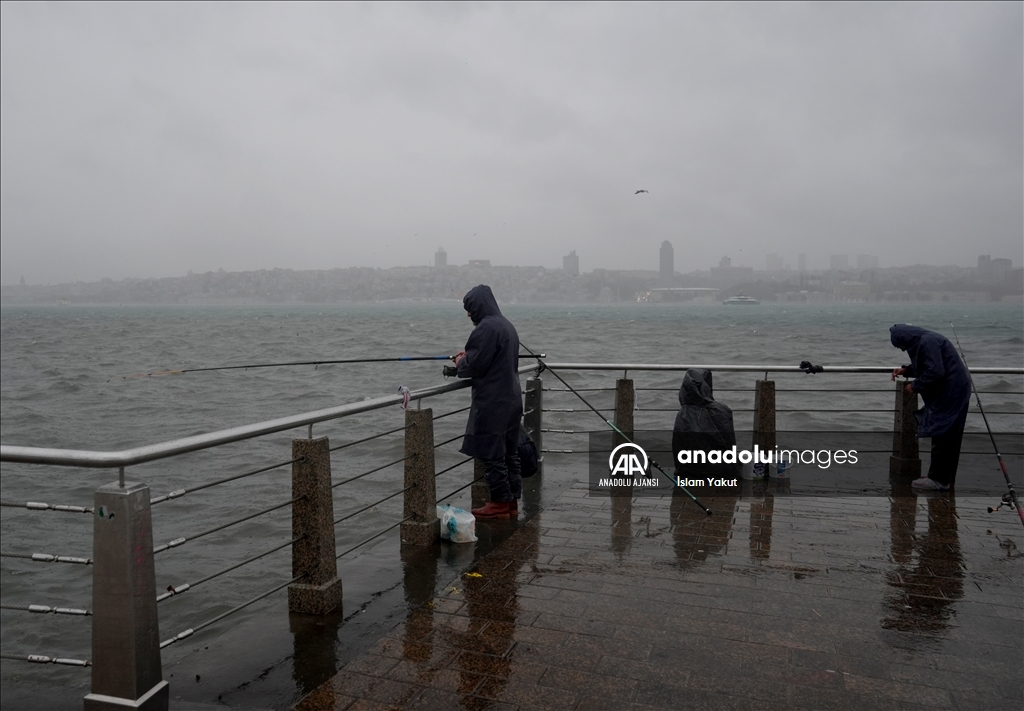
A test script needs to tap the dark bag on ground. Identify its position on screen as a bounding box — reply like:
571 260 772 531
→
518 426 539 478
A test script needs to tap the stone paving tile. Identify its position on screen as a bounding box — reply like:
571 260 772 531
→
294 491 1023 711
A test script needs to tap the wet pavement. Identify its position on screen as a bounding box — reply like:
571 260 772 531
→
293 484 1022 711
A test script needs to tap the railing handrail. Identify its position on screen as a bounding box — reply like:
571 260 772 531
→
543 362 1024 374
0 363 542 469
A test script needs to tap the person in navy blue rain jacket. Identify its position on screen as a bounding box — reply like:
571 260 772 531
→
454 285 523 519
890 325 972 491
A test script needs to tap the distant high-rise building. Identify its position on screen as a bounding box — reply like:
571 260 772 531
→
798 253 806 272
435 247 447 268
830 254 849 270
659 241 674 285
766 253 784 271
562 250 579 276
977 255 1013 282
856 254 879 269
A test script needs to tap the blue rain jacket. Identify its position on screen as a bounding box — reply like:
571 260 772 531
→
889 325 972 438
457 285 523 459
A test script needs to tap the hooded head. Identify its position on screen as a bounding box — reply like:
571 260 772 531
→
890 324 928 351
463 284 502 325
679 368 714 407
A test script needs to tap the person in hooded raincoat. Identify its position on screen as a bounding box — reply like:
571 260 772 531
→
890 325 972 491
454 285 523 518
673 369 739 479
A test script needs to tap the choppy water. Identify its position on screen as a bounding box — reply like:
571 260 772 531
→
1 301 1021 707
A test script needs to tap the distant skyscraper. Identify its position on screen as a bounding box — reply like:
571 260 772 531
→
798 253 806 272
562 250 579 276
856 254 879 269
830 254 849 270
660 241 674 285
435 247 447 268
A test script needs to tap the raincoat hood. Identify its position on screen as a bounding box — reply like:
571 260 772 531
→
890 324 929 352
678 369 715 408
464 285 502 325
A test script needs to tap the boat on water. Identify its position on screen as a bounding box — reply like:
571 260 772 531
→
722 294 760 305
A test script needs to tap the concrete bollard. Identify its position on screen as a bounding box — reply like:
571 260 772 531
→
401 409 440 545
85 481 168 711
524 376 543 477
288 437 343 615
753 379 776 453
890 382 921 478
613 378 635 444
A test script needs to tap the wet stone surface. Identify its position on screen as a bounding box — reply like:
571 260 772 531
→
294 485 1023 711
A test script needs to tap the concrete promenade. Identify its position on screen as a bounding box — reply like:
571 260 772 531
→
294 484 1022 711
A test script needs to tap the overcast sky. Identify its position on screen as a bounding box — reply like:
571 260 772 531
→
1 2 1021 285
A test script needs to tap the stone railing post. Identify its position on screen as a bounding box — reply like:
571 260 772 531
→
890 382 921 477
289 437 343 614
85 480 168 711
753 379 776 454
401 409 440 545
613 378 635 444
524 376 543 476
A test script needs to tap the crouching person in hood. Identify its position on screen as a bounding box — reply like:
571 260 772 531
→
890 324 972 491
454 285 523 519
673 369 739 480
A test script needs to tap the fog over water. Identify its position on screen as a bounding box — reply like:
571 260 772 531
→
1 3 1021 286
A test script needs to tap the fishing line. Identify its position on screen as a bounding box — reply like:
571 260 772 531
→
519 343 712 515
119 353 546 380
949 324 1024 528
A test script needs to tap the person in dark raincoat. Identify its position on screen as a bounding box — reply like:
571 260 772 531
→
673 369 739 479
454 285 523 518
890 325 972 491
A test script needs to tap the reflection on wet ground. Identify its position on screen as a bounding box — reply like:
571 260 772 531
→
294 482 1023 711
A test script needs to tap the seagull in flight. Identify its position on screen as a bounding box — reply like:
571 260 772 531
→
635 189 649 194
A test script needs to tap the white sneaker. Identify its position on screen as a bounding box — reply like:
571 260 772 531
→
911 477 949 491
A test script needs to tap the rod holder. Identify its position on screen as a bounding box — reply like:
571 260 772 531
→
401 409 440 545
289 437 342 614
85 481 168 711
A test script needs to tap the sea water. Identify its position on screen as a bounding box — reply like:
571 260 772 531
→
1 301 1021 706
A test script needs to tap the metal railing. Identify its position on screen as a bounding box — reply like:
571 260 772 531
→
2 359 1021 709
0 362 542 710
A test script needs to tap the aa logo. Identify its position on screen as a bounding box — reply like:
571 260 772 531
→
608 443 649 477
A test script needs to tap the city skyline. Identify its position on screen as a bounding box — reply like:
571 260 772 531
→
2 4 1021 285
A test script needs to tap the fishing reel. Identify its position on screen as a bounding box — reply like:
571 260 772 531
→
988 492 1018 514
442 365 458 379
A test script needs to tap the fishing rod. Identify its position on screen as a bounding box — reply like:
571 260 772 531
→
949 324 1024 528
121 353 546 380
519 342 712 515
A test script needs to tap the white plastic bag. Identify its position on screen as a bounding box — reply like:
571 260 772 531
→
437 505 477 543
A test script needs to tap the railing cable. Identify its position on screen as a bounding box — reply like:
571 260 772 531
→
333 487 411 525
0 552 91 565
332 456 410 489
0 500 92 514
436 476 484 503
151 457 303 505
433 434 463 449
0 652 90 667
157 536 305 603
329 423 413 452
432 405 471 420
153 496 301 554
434 457 474 478
160 573 307 649
336 516 414 560
1 604 91 616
